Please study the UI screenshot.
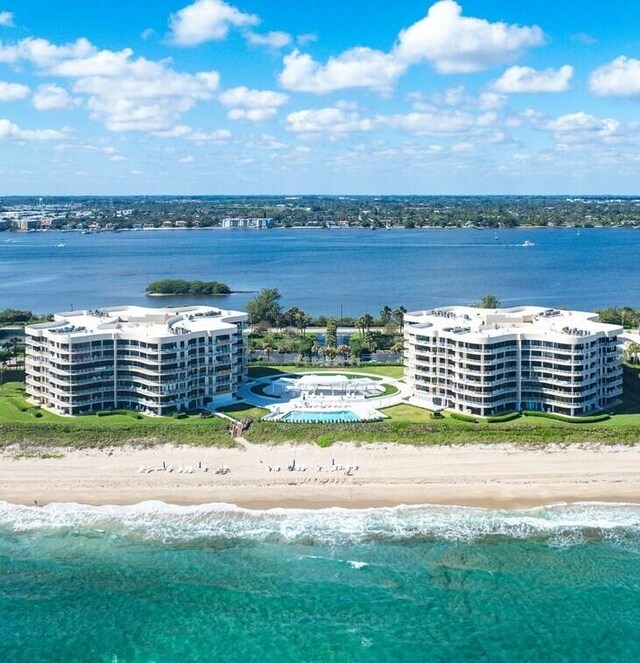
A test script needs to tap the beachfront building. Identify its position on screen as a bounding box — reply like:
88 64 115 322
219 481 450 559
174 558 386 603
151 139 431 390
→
404 306 623 417
221 217 274 229
25 305 248 416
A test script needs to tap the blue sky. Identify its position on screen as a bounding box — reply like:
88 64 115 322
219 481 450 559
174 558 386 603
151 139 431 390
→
1 0 640 194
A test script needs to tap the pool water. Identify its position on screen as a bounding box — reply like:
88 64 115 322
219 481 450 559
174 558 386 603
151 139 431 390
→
280 410 360 423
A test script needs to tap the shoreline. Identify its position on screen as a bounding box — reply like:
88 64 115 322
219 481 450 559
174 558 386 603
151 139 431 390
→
1 443 638 510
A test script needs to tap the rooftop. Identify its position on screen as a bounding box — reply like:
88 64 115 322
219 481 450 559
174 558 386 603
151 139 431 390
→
27 305 247 339
405 306 621 340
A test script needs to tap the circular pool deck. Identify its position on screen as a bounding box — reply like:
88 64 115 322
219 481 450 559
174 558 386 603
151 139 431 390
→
237 371 411 422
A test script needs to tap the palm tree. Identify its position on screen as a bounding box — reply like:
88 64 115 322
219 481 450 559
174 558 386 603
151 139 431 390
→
362 313 374 334
626 342 640 365
393 306 407 330
324 346 337 365
296 312 312 336
262 343 273 363
336 344 349 364
311 342 322 363
380 305 393 324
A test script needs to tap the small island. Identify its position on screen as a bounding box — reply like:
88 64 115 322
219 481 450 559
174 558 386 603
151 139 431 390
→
146 279 232 296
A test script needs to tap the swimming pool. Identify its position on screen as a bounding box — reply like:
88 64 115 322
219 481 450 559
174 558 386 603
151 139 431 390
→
280 410 360 423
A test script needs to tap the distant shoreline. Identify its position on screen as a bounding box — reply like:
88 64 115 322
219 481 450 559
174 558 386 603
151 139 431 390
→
8 224 614 234
145 291 254 297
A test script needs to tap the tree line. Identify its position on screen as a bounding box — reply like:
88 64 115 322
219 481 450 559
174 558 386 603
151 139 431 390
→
146 279 231 295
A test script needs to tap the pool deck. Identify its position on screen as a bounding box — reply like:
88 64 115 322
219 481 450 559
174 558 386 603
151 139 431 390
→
236 371 411 422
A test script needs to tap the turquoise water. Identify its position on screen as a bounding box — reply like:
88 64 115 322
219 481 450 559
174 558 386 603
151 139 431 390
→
0 501 639 662
281 410 360 423
2 228 640 315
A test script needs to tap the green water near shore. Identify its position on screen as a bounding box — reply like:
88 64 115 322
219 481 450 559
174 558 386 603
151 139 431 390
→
0 501 639 662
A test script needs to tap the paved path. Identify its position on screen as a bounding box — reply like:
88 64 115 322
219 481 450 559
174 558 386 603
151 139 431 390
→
232 435 253 450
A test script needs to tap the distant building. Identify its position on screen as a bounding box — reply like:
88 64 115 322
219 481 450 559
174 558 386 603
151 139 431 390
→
26 305 248 416
13 218 39 231
221 217 274 229
404 306 622 417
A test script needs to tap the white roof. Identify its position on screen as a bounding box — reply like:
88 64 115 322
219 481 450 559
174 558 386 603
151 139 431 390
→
405 306 621 341
27 305 247 340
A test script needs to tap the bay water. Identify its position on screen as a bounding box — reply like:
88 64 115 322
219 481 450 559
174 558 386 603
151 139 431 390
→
1 228 638 315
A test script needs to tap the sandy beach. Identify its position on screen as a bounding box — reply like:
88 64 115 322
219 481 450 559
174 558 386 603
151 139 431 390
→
1 442 639 509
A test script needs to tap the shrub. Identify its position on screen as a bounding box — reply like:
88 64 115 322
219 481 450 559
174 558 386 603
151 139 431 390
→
96 411 113 417
316 435 333 448
522 411 610 424
486 412 521 423
172 412 188 419
450 412 479 423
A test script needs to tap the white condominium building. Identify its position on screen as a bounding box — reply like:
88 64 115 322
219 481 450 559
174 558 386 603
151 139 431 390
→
25 305 248 416
404 306 622 417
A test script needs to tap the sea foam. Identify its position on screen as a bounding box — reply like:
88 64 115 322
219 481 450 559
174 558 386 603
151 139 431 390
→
1 500 639 547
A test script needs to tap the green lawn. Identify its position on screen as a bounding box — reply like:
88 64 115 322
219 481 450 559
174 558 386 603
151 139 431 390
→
0 382 235 448
4 364 640 448
217 402 270 421
381 404 436 423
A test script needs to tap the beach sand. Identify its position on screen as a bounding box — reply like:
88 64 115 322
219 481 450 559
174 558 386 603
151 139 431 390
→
1 442 639 509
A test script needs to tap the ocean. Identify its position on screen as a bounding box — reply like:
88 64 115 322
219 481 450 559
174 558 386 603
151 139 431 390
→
0 501 639 662
1 227 639 315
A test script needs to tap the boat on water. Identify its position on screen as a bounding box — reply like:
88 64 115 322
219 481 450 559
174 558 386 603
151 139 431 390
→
56 242 66 247
522 240 535 247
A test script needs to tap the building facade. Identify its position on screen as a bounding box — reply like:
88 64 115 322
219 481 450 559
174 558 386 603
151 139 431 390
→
404 306 622 417
25 305 248 416
221 217 273 229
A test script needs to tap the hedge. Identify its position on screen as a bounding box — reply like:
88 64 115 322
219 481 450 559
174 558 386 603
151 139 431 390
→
522 410 610 424
486 412 521 423
450 412 479 423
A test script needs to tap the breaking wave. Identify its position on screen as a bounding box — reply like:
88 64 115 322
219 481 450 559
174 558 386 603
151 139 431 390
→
0 500 638 547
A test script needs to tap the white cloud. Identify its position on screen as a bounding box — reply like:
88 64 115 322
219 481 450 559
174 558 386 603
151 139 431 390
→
154 125 231 142
0 118 69 140
544 112 619 136
384 110 483 135
74 64 220 131
141 28 154 40
394 0 544 74
227 108 277 121
491 65 573 93
109 154 126 161
0 36 222 131
590 56 640 97
0 80 28 101
245 31 291 49
189 128 231 141
32 84 76 110
527 110 622 145
169 0 258 46
296 33 317 47
478 91 507 110
0 11 13 27
178 155 195 163
219 86 287 122
279 1 544 93
219 86 287 108
0 37 94 67
279 48 405 93
286 106 375 134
